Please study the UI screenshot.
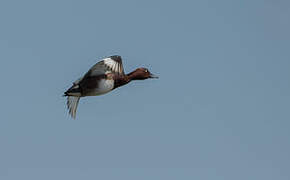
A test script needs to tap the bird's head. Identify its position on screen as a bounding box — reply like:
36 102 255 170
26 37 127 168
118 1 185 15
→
129 68 158 80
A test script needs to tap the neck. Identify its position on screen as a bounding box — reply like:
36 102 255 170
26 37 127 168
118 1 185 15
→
113 69 144 89
126 70 140 81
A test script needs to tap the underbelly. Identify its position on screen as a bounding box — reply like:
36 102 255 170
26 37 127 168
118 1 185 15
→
83 79 114 96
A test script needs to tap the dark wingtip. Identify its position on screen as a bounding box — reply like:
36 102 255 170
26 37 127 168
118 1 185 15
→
110 55 122 61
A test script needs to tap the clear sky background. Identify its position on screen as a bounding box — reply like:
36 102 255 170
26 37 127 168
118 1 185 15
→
0 0 290 179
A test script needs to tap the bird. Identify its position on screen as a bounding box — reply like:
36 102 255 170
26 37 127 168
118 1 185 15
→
64 55 158 118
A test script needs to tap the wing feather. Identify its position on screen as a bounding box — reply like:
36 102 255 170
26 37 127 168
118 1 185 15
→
86 55 124 77
67 96 80 119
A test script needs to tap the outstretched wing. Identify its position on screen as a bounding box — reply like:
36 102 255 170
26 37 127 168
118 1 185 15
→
69 55 124 88
67 96 80 119
86 55 125 77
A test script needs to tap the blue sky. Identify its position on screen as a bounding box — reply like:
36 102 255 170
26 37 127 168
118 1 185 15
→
0 0 290 179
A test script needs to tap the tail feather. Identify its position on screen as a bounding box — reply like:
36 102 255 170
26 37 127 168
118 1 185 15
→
67 96 80 119
65 84 81 96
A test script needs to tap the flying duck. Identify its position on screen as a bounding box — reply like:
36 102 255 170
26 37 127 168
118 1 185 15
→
64 55 158 118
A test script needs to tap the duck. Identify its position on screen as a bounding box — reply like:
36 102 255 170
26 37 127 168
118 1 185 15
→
64 55 158 118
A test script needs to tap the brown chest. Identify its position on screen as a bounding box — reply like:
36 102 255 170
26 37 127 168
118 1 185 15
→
113 75 130 89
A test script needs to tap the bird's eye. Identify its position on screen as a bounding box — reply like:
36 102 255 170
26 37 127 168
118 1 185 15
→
145 69 148 73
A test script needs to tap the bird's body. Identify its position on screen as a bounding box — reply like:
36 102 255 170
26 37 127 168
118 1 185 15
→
64 55 158 118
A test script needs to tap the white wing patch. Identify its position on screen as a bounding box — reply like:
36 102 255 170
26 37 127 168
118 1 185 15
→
103 58 124 74
88 56 124 77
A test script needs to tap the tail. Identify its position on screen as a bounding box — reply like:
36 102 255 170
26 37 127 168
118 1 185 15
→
64 84 82 97
67 96 80 119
